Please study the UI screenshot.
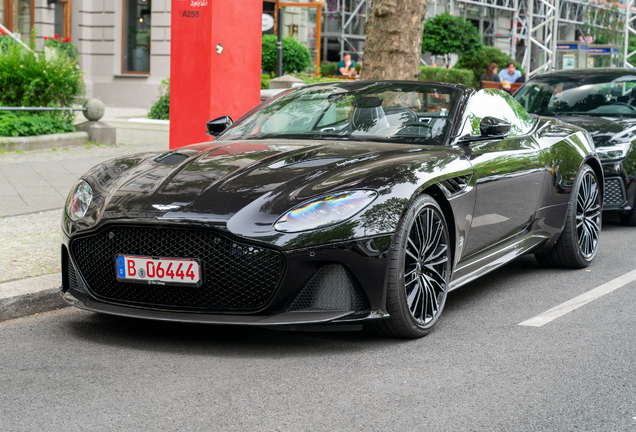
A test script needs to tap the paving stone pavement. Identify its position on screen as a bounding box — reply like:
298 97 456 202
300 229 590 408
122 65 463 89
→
0 115 170 283
0 210 62 283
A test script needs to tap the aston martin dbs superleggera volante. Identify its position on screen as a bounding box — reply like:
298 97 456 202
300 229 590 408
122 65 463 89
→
61 81 603 338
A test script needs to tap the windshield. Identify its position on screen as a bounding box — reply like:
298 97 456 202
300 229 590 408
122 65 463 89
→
514 74 636 116
220 82 462 145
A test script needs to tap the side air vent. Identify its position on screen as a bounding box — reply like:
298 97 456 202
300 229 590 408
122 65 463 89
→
440 175 471 195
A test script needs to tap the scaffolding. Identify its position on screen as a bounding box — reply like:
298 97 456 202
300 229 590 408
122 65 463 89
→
318 0 634 74
455 0 634 76
624 0 636 66
321 0 370 62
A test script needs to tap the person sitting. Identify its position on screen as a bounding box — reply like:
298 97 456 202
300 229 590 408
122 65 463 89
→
480 63 503 89
499 61 522 89
336 53 357 77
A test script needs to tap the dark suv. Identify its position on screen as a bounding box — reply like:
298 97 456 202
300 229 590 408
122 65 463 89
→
515 68 636 225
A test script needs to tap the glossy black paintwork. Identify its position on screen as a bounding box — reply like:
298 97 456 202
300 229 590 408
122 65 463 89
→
61 81 599 324
516 69 636 212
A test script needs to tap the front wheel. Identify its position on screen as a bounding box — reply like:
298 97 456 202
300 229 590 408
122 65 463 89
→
370 195 452 338
535 164 602 268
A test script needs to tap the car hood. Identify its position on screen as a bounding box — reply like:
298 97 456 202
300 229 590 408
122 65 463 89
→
81 140 468 242
554 115 636 147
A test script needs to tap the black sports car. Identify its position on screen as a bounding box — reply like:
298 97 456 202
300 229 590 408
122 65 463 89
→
514 68 636 225
61 81 602 338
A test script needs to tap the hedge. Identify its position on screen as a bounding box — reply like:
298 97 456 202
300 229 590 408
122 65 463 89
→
418 66 476 87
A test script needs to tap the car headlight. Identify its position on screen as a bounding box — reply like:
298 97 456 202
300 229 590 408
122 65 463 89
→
66 180 93 221
274 190 378 233
596 142 631 161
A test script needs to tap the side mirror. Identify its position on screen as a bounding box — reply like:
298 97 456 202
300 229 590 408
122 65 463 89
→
206 116 233 137
480 116 511 137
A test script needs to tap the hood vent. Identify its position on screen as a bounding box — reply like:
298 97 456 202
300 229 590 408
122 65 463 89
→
156 153 190 166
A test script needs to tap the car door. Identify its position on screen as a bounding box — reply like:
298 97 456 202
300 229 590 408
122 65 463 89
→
460 90 544 257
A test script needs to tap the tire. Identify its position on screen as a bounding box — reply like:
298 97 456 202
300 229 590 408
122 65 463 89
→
369 195 452 338
535 164 602 268
619 201 636 226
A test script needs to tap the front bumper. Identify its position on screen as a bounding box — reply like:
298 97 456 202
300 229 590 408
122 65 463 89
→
601 160 635 212
61 224 393 328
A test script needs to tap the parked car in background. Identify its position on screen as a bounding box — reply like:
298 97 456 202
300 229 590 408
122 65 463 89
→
61 82 601 338
514 68 636 225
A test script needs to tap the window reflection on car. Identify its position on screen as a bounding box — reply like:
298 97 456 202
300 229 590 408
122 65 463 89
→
515 75 636 116
221 83 461 145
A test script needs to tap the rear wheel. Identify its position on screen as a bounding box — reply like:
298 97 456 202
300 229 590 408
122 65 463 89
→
370 195 452 338
535 164 601 268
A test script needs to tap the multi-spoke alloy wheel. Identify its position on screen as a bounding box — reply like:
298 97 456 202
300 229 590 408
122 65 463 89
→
370 194 452 338
576 170 601 259
403 206 449 326
535 164 602 268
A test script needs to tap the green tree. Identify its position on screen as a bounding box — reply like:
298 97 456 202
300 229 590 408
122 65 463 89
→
582 1 624 45
261 35 311 74
421 13 482 58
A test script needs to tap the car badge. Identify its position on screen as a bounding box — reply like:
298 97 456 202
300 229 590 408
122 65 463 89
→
152 204 181 211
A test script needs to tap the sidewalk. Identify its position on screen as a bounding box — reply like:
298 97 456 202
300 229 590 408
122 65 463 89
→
0 107 170 321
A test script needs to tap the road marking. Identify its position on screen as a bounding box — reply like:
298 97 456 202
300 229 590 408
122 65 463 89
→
519 269 636 327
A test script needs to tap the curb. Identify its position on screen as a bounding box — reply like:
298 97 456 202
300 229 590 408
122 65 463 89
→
0 132 89 152
0 274 67 322
129 118 170 125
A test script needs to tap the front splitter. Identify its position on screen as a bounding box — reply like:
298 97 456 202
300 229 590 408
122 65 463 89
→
62 288 388 327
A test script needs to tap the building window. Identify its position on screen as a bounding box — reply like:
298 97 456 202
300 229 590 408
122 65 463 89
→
13 0 30 36
122 0 151 74
54 0 72 39
1 0 34 37
0 1 5 30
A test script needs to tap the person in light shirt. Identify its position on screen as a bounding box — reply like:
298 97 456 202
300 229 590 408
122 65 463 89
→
498 61 522 89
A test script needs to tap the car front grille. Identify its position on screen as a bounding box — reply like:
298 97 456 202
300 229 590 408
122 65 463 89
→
70 225 285 311
604 177 626 207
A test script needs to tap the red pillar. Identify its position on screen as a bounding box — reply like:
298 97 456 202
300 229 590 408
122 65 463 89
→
169 0 263 149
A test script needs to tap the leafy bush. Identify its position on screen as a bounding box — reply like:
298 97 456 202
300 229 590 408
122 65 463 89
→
148 78 170 120
0 111 75 137
261 74 271 89
0 33 18 53
0 34 84 123
454 46 525 82
418 66 476 87
44 34 79 61
262 35 311 74
422 13 482 57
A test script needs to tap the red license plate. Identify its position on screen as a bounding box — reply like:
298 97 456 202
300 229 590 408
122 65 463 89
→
116 255 202 287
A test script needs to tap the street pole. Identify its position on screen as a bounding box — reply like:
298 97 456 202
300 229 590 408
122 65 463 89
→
277 6 283 77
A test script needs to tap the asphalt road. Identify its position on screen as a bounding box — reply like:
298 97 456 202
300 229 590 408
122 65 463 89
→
1 215 635 432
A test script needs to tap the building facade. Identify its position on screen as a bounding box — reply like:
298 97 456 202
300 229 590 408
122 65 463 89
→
2 0 171 107
2 0 374 107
